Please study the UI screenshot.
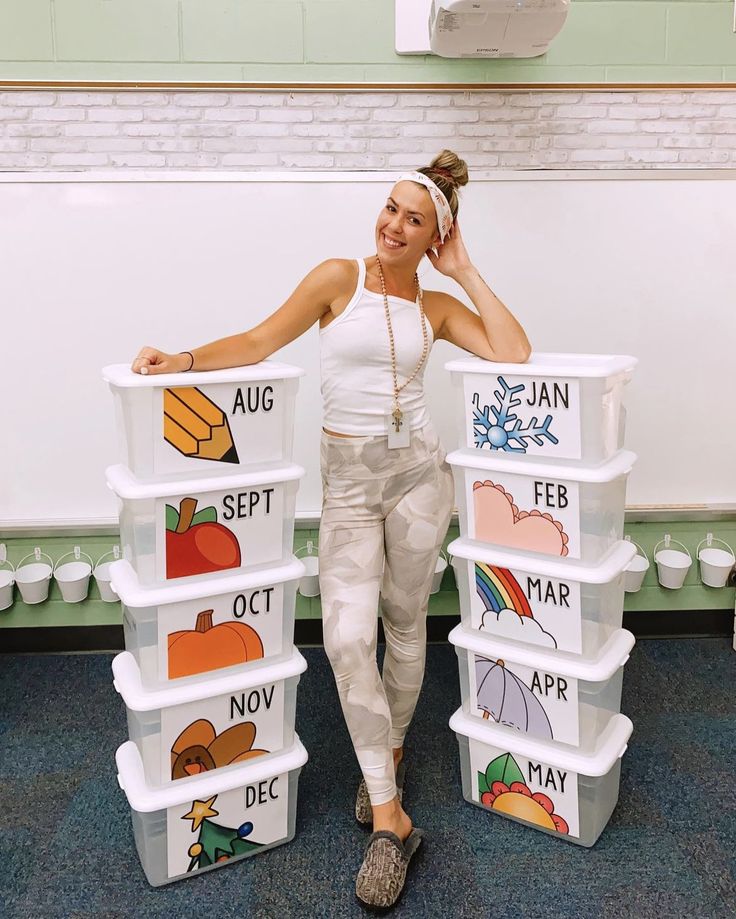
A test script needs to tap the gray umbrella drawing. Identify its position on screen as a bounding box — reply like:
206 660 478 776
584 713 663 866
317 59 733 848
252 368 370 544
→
475 657 554 740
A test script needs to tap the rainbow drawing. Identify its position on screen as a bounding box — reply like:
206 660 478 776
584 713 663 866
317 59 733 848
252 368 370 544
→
475 564 533 619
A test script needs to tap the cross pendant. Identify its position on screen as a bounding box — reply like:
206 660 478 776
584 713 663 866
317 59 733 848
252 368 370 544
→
392 406 403 432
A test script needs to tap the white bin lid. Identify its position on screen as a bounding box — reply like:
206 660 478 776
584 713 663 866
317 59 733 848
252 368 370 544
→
109 556 306 608
102 360 305 388
116 734 308 812
444 352 637 380
448 623 635 681
449 707 632 777
445 448 637 484
447 536 637 584
105 461 305 499
112 646 307 711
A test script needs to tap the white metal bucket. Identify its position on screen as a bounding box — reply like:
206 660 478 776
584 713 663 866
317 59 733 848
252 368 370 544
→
15 548 53 604
697 534 735 588
623 537 650 593
654 535 692 590
94 546 121 602
296 540 320 597
54 547 94 603
0 545 15 611
430 548 448 595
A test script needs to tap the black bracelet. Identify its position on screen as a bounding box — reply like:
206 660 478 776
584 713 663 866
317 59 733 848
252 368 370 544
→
181 351 194 372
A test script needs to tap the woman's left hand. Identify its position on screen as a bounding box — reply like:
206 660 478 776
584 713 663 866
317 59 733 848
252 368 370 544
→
425 218 473 280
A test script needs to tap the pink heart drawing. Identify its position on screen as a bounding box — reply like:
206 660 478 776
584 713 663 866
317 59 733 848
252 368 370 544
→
472 479 569 557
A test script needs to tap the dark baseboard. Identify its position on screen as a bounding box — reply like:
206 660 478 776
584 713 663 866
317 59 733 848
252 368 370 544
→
1 609 731 653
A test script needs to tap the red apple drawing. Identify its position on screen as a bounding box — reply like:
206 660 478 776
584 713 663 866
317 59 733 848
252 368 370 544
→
166 497 241 579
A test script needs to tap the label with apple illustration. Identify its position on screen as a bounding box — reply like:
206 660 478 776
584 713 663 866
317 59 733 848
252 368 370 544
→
155 484 285 582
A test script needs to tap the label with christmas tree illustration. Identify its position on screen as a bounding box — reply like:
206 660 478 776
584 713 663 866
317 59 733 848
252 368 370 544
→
467 653 580 746
469 736 580 839
153 381 286 476
158 585 285 683
166 771 290 879
463 558 583 654
463 373 581 460
160 677 287 784
469 468 581 560
155 484 285 582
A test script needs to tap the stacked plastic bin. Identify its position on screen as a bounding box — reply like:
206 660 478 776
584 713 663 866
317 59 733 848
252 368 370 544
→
444 353 638 847
102 361 310 885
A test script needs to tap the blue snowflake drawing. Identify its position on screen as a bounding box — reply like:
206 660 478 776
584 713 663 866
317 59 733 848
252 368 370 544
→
473 376 559 453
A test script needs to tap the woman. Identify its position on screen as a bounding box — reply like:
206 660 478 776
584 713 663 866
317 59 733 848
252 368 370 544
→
131 150 531 909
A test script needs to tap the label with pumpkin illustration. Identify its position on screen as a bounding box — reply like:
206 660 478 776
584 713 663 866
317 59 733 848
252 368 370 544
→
469 735 580 839
467 653 580 747
166 770 289 879
464 558 583 654
462 373 581 460
469 469 581 560
155 483 285 582
154 381 284 477
160 677 287 784
158 587 284 682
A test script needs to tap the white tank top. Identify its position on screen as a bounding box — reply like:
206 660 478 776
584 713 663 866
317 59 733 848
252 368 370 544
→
319 258 435 435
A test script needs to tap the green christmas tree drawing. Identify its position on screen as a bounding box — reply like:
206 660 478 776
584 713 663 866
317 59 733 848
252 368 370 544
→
183 795 264 872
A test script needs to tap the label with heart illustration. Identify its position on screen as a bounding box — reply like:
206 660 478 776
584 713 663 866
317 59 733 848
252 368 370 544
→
463 373 582 460
166 769 289 879
463 558 583 654
467 652 580 746
159 679 286 784
157 584 285 683
469 470 581 559
155 483 285 582
469 735 580 839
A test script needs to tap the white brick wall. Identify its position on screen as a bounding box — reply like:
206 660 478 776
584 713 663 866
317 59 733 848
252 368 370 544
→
1 89 735 169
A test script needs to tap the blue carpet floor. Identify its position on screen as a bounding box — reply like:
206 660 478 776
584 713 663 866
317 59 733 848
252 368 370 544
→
2 638 735 918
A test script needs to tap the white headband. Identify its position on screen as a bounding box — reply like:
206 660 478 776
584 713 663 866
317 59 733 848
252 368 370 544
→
396 171 454 244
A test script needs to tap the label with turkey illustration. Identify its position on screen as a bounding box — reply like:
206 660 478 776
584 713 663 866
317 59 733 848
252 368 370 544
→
469 735 580 839
467 652 580 746
159 678 286 785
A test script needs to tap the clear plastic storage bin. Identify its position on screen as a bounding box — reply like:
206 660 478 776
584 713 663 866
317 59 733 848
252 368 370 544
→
110 556 305 690
116 735 308 886
112 648 307 788
449 708 632 847
448 624 634 754
446 448 636 566
445 353 637 465
106 462 304 587
447 536 637 658
102 361 305 483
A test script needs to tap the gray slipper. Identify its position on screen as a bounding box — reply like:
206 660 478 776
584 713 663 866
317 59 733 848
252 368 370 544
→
355 760 407 826
355 827 424 911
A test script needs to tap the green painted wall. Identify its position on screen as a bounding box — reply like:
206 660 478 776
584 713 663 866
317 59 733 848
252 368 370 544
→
1 520 734 631
0 1 734 85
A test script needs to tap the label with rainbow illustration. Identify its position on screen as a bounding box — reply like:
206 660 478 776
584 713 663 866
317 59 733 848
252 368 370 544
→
461 557 583 654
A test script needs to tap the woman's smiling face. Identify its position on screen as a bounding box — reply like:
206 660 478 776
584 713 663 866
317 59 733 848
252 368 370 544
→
375 180 440 262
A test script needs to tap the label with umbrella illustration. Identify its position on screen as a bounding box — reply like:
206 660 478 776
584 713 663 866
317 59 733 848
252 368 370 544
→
154 484 285 582
166 772 289 878
468 654 580 747
463 373 582 459
154 381 283 475
470 737 580 839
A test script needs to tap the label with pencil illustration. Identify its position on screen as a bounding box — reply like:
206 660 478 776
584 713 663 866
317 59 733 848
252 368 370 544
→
153 382 282 475
155 485 285 582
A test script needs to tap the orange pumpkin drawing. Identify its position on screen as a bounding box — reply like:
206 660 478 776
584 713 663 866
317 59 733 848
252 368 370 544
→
168 610 264 679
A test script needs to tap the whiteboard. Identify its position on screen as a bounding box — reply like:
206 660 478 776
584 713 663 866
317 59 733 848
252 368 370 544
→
2 169 735 528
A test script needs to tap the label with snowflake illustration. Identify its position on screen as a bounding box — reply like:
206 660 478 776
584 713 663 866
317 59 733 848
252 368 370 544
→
464 373 582 460
154 483 286 582
153 381 285 476
166 771 290 879
469 736 580 839
463 558 583 654
468 469 581 560
467 652 580 746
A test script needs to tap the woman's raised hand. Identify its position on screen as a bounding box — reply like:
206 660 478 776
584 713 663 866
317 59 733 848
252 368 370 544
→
131 347 189 375
425 218 473 281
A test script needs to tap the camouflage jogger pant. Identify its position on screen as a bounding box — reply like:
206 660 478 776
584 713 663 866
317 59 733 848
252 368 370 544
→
318 420 455 806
